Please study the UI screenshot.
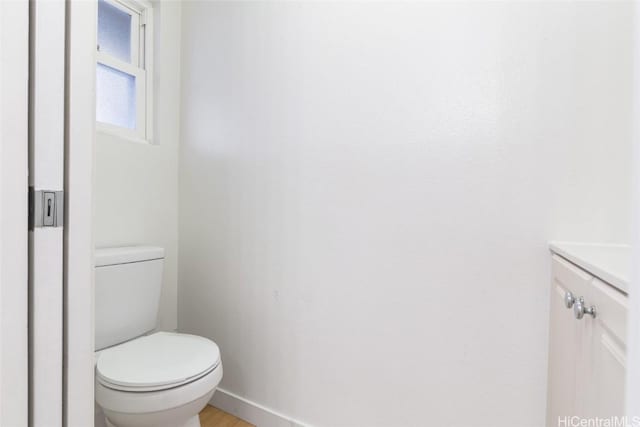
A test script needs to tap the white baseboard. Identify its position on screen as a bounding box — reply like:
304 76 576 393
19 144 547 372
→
209 388 311 427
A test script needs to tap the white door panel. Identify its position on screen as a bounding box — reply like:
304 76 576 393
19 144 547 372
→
577 278 627 420
29 1 66 425
546 256 590 426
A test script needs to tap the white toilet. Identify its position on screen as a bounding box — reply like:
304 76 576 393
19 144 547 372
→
94 246 222 427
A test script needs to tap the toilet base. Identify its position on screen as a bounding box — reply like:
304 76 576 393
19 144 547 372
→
105 415 201 427
183 416 201 427
99 386 215 427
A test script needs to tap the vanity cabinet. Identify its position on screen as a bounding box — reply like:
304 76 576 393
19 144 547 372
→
546 255 627 426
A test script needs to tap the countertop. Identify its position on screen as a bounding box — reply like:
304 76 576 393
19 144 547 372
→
549 242 631 294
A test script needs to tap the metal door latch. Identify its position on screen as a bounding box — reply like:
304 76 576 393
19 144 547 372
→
29 187 63 229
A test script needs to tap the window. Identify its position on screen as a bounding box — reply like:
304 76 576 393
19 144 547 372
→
96 0 153 142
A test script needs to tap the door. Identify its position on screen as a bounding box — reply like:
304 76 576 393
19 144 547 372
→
0 1 29 425
574 277 627 420
29 1 66 425
2 2 95 426
546 255 591 426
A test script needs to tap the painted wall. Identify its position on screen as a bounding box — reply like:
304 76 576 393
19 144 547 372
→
625 1 640 418
178 2 632 426
94 1 181 332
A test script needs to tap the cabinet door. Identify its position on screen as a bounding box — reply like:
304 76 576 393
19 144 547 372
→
546 256 592 426
574 278 627 420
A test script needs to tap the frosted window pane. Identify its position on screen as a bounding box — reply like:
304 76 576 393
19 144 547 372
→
98 0 132 63
96 63 136 130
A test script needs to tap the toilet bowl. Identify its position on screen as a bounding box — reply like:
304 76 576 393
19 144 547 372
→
94 247 223 427
96 332 222 427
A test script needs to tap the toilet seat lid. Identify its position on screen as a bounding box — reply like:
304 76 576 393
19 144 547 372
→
96 332 220 391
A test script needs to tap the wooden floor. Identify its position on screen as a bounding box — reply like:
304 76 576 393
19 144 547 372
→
199 405 254 427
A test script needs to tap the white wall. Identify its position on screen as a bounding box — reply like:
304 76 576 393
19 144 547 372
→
626 1 640 418
178 2 633 426
95 1 181 331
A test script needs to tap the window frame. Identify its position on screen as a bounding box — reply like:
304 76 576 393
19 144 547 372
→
96 0 153 144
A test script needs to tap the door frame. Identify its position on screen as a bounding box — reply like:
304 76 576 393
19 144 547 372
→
64 1 96 426
0 1 29 425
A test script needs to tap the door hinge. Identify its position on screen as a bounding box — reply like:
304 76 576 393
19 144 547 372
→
29 187 64 230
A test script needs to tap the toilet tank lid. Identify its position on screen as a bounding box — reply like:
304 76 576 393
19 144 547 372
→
95 246 164 267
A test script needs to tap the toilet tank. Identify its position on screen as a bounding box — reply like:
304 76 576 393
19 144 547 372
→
95 246 164 350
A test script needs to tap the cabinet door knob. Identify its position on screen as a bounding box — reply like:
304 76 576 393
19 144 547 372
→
564 291 576 309
574 297 596 319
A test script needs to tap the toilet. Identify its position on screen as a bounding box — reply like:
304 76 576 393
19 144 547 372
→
94 246 222 427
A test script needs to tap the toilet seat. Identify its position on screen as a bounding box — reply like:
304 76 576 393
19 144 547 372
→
97 332 220 392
